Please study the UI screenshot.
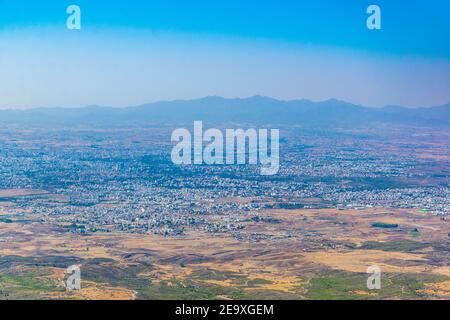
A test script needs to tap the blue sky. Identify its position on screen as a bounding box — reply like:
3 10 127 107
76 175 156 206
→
1 0 450 108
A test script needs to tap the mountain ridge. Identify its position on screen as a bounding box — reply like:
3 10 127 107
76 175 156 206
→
0 96 449 127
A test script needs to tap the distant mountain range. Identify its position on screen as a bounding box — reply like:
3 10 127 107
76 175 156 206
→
1 96 449 127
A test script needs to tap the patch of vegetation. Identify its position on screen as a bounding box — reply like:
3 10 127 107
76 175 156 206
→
141 278 243 300
0 217 13 223
306 275 367 300
409 229 421 238
0 268 64 300
250 216 281 224
246 278 273 286
305 270 449 300
140 277 300 300
371 222 399 229
359 240 430 252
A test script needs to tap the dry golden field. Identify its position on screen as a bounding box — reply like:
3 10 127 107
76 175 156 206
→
0 202 448 300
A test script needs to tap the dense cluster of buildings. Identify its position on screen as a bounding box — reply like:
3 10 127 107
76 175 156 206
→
0 127 448 238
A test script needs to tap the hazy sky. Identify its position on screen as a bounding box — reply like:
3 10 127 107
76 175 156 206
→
1 0 450 109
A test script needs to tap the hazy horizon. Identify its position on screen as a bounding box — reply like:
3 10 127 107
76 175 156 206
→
1 0 450 109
